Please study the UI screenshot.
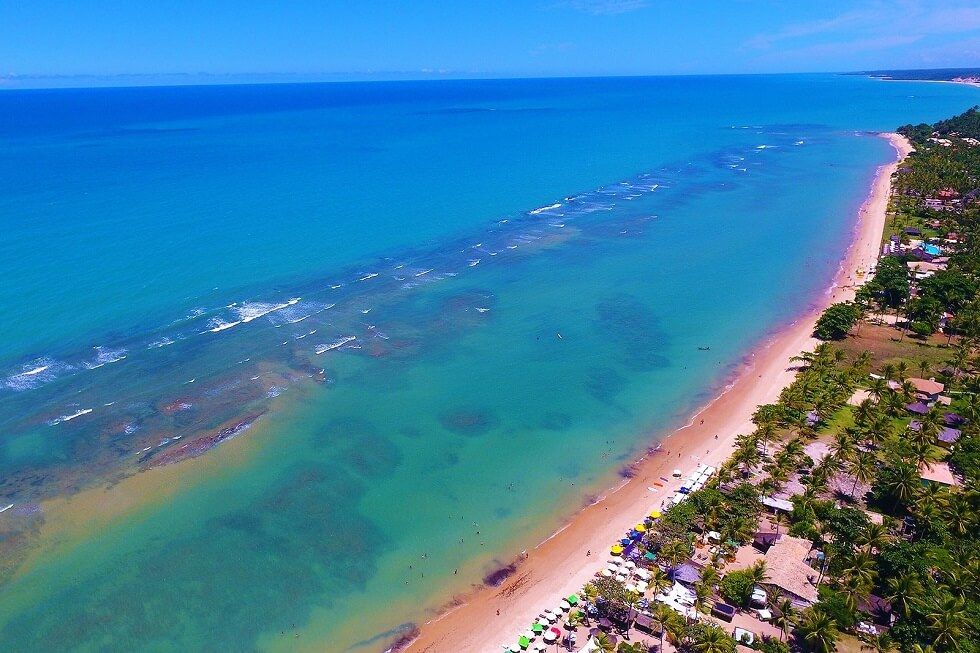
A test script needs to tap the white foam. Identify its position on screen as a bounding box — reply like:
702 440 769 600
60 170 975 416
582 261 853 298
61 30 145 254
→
468 259 481 267
49 408 93 425
475 307 490 313
415 269 434 277
148 337 175 349
529 202 562 215
315 336 356 354
0 504 13 514
357 273 379 282
5 359 62 391
82 346 127 370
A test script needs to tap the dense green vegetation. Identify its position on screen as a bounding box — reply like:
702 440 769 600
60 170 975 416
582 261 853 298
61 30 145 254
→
580 108 980 653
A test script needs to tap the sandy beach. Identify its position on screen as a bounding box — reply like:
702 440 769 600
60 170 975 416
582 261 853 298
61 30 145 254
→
405 132 912 653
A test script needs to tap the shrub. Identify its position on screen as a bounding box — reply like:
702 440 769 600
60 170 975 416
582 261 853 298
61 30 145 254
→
814 302 861 340
720 569 755 606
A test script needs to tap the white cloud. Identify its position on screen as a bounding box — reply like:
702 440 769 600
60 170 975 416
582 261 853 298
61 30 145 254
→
744 0 980 55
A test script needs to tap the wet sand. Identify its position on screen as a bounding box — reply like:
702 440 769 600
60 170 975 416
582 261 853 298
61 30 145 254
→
403 132 912 653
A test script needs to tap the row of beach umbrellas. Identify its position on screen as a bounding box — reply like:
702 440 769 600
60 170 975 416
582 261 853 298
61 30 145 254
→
503 595 580 651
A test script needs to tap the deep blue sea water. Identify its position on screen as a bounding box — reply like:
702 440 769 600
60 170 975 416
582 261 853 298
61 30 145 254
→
0 75 976 651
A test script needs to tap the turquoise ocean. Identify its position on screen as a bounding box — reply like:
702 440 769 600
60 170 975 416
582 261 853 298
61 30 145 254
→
0 75 976 651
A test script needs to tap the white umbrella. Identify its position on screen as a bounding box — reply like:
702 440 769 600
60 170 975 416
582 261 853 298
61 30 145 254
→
601 568 613 577
523 629 536 641
623 560 636 570
634 568 651 580
672 468 682 477
559 599 571 611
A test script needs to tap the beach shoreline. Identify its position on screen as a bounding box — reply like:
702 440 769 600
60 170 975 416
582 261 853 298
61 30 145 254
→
403 132 912 653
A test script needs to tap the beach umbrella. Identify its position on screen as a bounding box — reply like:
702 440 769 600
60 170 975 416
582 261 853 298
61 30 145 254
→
531 622 545 634
672 469 682 477
567 594 579 606
559 599 571 611
644 551 656 561
601 568 613 577
623 560 636 569
610 544 624 555
607 558 621 566
518 635 530 649
649 510 662 519
634 523 647 532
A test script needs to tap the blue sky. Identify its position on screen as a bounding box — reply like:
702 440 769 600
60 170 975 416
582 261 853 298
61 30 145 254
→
2 0 980 87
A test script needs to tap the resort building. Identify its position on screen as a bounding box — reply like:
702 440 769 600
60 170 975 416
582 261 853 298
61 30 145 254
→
760 535 819 608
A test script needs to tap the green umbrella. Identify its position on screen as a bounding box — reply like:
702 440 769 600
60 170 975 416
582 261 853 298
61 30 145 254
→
518 635 530 649
531 623 545 634
567 594 579 606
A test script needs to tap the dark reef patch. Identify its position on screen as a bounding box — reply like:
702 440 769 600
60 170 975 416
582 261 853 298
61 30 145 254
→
439 408 499 436
585 366 627 404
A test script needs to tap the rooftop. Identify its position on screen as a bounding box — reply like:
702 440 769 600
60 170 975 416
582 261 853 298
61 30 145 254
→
919 461 960 486
908 377 945 395
763 535 819 605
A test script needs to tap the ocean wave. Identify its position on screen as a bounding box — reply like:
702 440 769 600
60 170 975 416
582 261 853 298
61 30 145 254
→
529 202 562 215
48 407 93 426
315 336 356 354
3 358 68 391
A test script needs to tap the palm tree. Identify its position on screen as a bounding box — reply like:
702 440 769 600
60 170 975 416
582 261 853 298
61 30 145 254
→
884 463 919 510
747 560 769 586
661 539 692 568
880 362 897 382
693 581 712 621
867 377 888 404
925 595 968 651
649 603 673 653
899 379 917 402
895 360 910 381
772 597 796 641
690 625 736 653
886 574 923 618
831 431 856 464
860 632 896 653
796 608 840 653
848 451 877 500
594 631 616 653
856 522 890 553
910 440 940 468
944 495 973 537
917 360 931 378
648 567 671 598
700 565 720 590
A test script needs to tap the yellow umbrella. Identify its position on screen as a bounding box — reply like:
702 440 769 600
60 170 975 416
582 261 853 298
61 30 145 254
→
610 544 624 555
634 524 647 533
649 510 661 519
